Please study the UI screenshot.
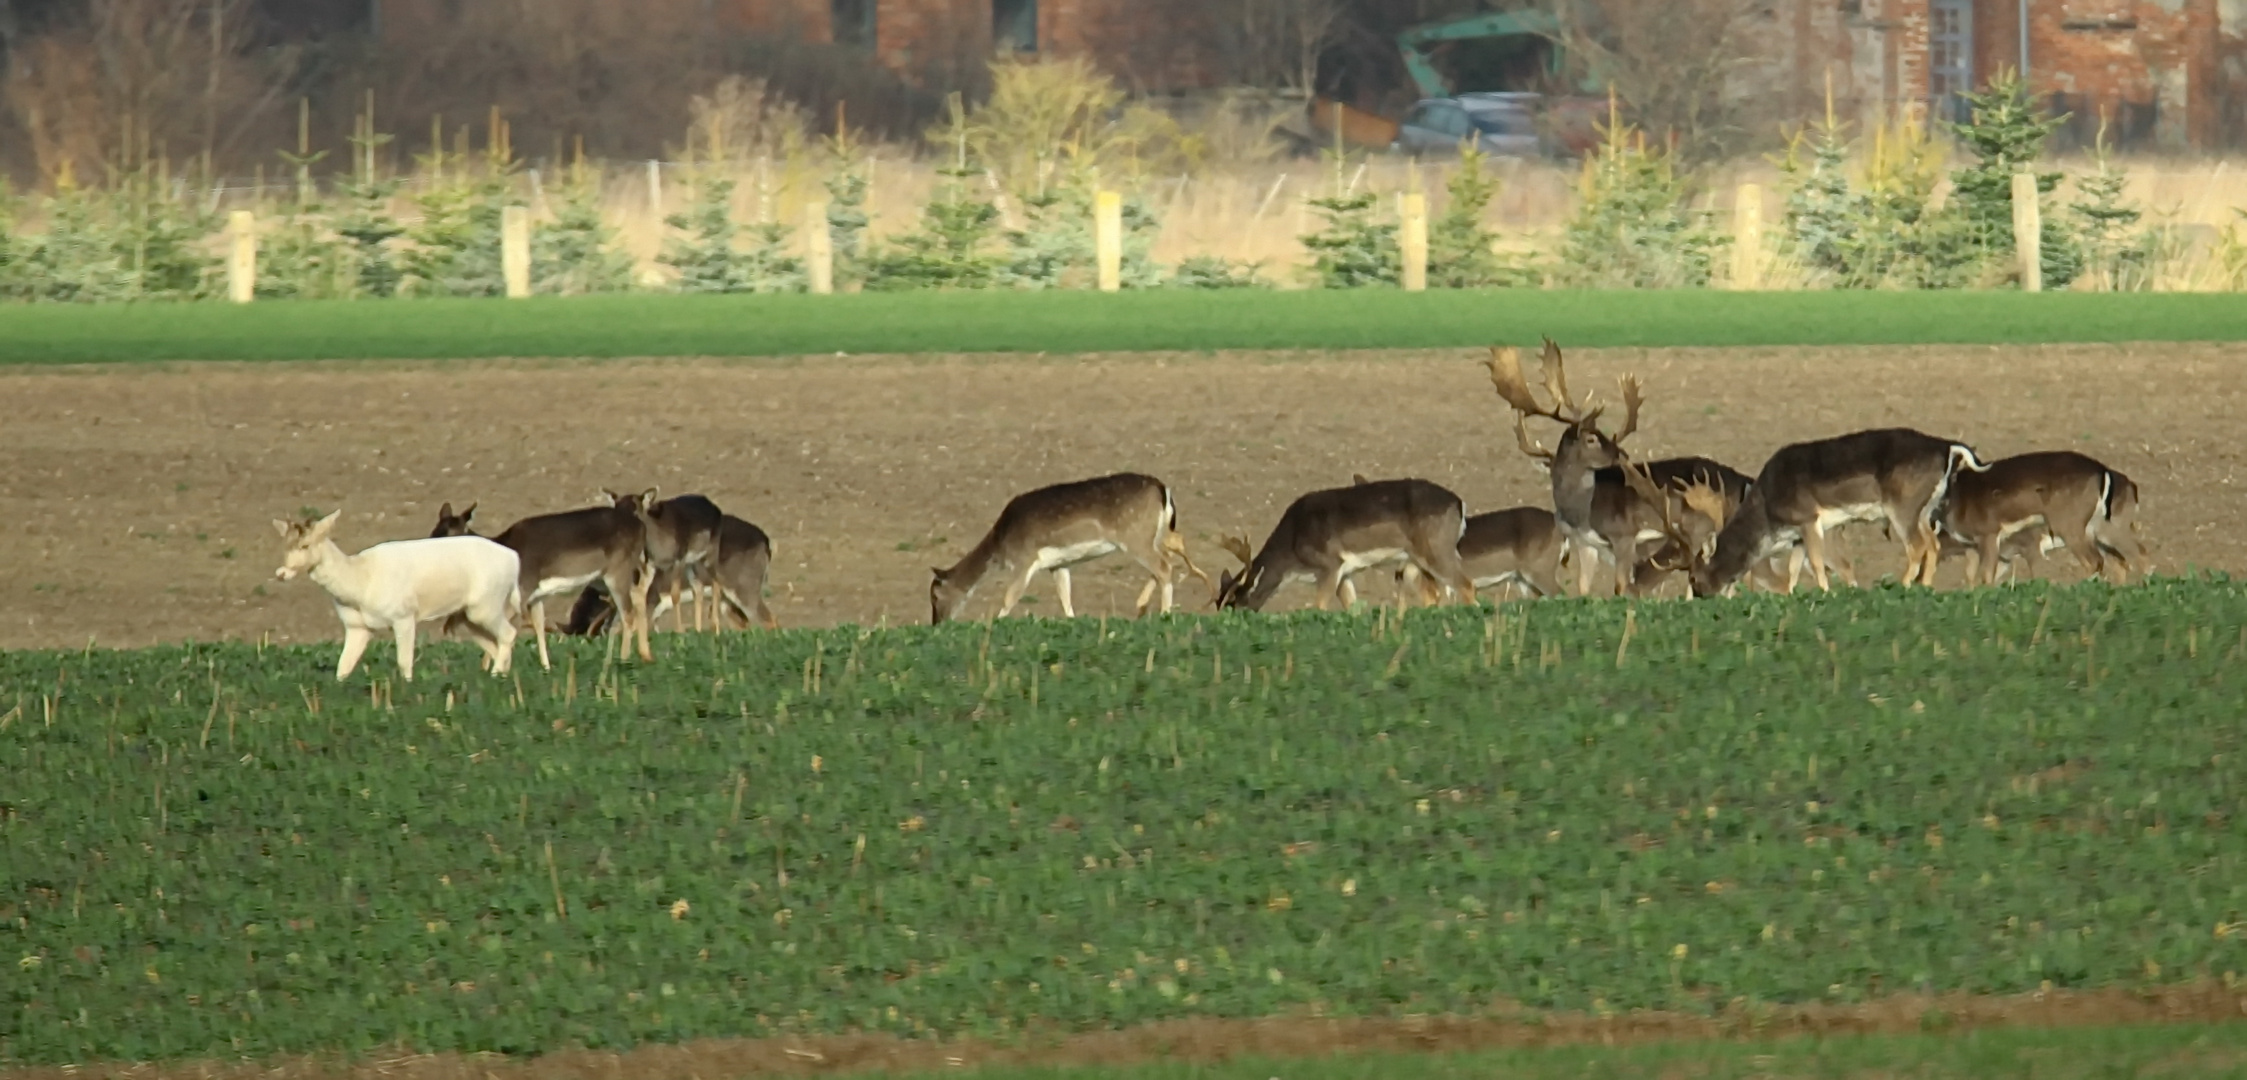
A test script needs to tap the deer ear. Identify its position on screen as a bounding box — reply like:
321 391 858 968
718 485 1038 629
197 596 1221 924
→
460 501 476 519
437 501 453 519
308 510 342 542
272 519 294 539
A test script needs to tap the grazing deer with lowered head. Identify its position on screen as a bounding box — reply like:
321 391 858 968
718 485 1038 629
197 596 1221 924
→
1215 477 1476 611
565 512 781 634
1486 339 1754 597
274 510 521 682
1935 450 2145 586
430 499 652 669
931 472 1212 624
607 489 724 634
1352 475 1561 601
1686 428 1988 597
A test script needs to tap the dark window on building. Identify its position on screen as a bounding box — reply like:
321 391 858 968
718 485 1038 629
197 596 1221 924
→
994 0 1036 52
832 0 874 48
1929 0 1973 123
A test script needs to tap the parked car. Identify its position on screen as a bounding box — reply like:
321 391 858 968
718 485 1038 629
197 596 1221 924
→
1392 93 1544 158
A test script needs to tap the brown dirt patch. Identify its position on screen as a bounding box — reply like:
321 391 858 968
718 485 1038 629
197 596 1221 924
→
2 343 2241 652
2 986 2243 1079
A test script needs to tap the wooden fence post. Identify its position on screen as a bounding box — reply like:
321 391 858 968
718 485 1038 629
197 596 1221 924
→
501 205 532 299
1731 183 1763 290
805 200 834 295
2011 172 2042 292
647 160 664 219
1094 191 1123 292
1399 191 1429 291
226 210 257 304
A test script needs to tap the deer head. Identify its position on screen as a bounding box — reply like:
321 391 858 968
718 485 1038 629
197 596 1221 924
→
928 565 969 625
429 501 477 538
1619 463 1720 579
272 509 343 581
1212 533 1263 610
1487 338 1642 475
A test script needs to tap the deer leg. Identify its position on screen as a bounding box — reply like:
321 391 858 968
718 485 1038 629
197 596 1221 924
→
1804 526 1834 592
532 599 554 672
391 620 418 683
484 610 516 676
1336 576 1358 609
1915 524 1944 587
1053 567 1076 618
625 568 655 662
998 565 1038 618
336 624 373 681
1133 577 1159 617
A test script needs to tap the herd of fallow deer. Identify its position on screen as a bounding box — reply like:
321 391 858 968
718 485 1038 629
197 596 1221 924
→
271 338 2147 682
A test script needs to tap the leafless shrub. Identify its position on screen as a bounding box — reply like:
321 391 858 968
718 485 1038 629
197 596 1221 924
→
1553 0 1773 163
4 0 295 181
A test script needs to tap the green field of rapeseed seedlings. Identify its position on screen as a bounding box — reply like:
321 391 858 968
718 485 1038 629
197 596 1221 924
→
3 580 2243 1064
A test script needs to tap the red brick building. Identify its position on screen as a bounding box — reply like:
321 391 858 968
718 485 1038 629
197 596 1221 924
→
1761 0 2243 150
730 0 1212 89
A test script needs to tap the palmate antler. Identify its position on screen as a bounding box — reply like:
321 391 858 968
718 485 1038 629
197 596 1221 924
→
1487 345 1573 424
1621 462 1703 573
1162 531 1219 596
1218 533 1256 566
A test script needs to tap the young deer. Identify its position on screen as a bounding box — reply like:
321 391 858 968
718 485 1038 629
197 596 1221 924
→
273 510 521 682
1486 339 1750 597
565 513 781 634
930 472 1211 624
1352 475 1561 600
1689 428 1988 597
1214 477 1476 611
429 500 652 669
1936 450 2144 586
608 489 724 634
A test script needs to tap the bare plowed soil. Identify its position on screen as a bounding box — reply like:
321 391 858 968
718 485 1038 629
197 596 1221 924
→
2 344 2239 651
1 986 2242 1079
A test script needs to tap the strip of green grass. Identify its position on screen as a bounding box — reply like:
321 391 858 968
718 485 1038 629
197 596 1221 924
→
966 1023 2247 1079
3 580 2243 1064
0 290 2240 365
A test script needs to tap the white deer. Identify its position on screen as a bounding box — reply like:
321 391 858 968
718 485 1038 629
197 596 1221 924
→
273 510 523 682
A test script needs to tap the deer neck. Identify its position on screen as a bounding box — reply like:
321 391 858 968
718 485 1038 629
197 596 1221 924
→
943 531 1015 596
1547 448 1603 530
1237 557 1286 611
1705 486 1773 588
305 539 376 609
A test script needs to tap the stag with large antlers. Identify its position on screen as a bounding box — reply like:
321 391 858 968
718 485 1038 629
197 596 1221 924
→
1485 338 1752 597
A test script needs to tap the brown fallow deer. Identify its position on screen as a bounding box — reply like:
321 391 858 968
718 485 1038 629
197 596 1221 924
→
1685 428 1989 597
1351 474 1562 601
1214 477 1476 611
429 500 653 669
1485 339 1756 597
607 489 724 634
930 472 1212 624
565 512 781 635
1935 450 2145 586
